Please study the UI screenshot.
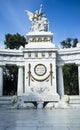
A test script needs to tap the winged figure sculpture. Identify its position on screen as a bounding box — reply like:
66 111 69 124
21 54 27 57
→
25 10 34 21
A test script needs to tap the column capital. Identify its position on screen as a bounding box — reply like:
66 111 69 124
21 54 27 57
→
76 63 80 66
17 63 24 67
0 63 6 67
57 64 64 67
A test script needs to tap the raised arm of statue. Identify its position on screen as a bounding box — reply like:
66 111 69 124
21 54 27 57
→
25 10 34 21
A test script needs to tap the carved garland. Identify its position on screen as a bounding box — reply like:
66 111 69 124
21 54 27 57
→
31 73 51 82
28 63 53 86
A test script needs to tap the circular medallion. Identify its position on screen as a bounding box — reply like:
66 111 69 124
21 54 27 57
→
34 64 47 76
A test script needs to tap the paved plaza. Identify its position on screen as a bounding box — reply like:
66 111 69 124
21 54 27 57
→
0 108 80 130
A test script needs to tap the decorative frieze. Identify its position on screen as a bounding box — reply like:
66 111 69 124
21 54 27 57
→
28 53 31 58
35 53 38 58
42 53 45 57
28 37 52 43
23 51 56 59
48 52 52 57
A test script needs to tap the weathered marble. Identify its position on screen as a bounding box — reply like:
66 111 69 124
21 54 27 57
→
0 108 80 130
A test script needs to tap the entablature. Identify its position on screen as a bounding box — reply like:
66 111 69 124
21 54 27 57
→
0 49 24 65
1 46 80 66
57 47 80 65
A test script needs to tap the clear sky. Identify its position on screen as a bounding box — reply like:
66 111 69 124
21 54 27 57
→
0 0 80 47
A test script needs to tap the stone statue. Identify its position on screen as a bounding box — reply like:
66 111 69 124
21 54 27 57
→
25 5 49 32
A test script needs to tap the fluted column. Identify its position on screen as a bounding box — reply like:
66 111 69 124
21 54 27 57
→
57 65 64 97
78 65 80 95
17 66 24 96
0 66 3 96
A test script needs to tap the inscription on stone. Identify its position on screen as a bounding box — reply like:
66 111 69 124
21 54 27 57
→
34 64 46 76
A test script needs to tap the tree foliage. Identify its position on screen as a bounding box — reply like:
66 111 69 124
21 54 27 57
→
3 33 27 95
63 64 79 95
60 38 79 95
3 66 18 95
4 33 27 49
61 38 78 48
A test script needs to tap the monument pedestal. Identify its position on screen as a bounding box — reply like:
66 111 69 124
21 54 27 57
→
17 93 59 109
22 30 60 108
37 102 44 109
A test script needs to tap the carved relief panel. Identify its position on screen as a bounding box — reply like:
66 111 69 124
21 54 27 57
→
26 62 54 94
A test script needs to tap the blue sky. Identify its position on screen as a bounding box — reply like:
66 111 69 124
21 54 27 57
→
0 0 80 46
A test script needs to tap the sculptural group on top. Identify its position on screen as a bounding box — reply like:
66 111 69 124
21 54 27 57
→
25 5 49 32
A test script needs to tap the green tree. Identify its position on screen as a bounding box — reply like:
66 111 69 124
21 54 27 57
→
3 66 18 95
63 64 78 95
61 38 78 48
4 33 27 49
3 33 27 95
60 38 79 95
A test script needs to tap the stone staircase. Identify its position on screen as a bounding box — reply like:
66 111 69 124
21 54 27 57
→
0 95 80 109
68 95 80 107
0 96 12 108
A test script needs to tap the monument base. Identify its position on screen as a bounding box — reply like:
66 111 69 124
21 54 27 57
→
16 93 60 109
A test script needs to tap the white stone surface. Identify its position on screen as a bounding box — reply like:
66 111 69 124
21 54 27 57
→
0 108 80 130
77 43 80 47
24 61 59 103
0 67 3 96
24 7 59 104
57 47 80 65
45 103 54 108
27 31 53 36
17 66 24 96
37 102 44 109
78 65 80 95
57 65 64 97
25 42 55 48
69 96 80 104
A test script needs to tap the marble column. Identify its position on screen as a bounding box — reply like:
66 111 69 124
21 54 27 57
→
0 66 3 96
78 65 80 95
57 65 64 97
17 66 24 96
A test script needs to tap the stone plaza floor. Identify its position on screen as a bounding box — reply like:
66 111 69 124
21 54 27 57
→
0 108 80 130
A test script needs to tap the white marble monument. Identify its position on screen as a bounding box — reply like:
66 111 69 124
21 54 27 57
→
17 5 59 108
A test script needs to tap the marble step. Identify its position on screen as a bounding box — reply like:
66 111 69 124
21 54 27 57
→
0 96 12 105
69 96 80 104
